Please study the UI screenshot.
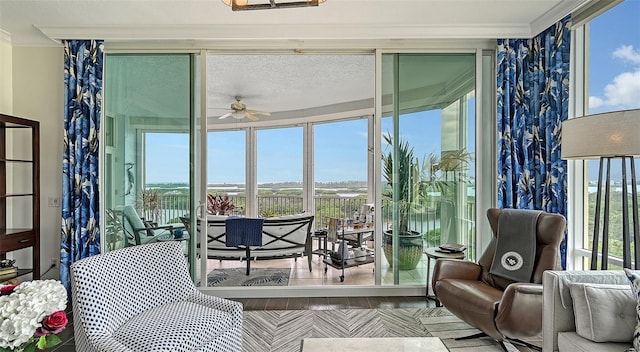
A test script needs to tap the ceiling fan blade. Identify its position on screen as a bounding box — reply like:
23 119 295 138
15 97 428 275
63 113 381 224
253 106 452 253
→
218 112 233 120
245 111 259 122
246 109 271 116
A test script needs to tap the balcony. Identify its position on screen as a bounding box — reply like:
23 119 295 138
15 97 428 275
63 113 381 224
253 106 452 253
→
144 192 475 251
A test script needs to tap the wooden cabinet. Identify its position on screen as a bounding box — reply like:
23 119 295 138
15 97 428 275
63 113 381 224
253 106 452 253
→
0 114 40 281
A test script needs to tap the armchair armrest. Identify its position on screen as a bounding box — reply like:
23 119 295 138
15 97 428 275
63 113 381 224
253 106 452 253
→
432 259 482 297
186 291 244 328
433 258 481 283
495 282 543 339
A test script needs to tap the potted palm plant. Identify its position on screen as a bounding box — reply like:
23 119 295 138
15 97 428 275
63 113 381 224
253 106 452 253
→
382 133 471 270
381 133 424 270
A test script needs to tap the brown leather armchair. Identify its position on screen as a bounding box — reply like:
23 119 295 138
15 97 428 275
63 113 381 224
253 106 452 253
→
432 208 566 351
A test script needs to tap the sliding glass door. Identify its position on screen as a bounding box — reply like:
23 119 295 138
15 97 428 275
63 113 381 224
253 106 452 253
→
102 51 491 290
103 53 201 278
381 53 477 285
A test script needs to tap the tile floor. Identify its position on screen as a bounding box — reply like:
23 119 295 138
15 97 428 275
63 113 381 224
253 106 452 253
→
50 296 538 352
50 296 435 351
204 243 433 287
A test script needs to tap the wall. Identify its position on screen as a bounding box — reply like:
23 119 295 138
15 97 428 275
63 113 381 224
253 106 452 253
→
0 30 12 114
12 46 64 276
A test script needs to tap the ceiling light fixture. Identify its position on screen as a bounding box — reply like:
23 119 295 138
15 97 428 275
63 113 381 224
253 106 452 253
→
222 0 326 11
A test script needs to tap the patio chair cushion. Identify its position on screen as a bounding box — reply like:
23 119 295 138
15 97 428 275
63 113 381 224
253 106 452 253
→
122 205 152 236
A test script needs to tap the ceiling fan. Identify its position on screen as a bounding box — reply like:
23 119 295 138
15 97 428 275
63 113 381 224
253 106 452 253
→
217 96 271 122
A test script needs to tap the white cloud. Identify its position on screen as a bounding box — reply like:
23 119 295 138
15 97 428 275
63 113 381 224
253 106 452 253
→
589 45 640 111
613 45 640 65
589 96 604 109
602 70 640 108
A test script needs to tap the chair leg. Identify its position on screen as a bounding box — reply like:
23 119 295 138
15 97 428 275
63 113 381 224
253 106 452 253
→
457 332 533 352
455 332 487 340
497 341 509 352
245 246 251 275
508 338 541 351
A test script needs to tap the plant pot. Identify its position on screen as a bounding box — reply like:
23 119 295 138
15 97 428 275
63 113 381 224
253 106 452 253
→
382 230 424 270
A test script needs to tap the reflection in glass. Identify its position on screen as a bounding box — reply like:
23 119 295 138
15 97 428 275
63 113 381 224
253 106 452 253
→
103 54 196 278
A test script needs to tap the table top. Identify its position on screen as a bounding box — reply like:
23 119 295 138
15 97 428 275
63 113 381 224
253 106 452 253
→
424 247 465 259
301 337 448 352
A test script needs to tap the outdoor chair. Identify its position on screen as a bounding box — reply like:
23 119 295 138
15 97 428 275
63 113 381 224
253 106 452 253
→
115 204 182 246
70 241 243 352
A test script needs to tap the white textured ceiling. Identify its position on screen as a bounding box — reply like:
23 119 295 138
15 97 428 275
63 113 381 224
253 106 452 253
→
1 0 592 125
0 0 591 46
207 54 375 121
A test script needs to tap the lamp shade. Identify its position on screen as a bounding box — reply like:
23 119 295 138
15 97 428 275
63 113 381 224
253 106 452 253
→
561 109 640 159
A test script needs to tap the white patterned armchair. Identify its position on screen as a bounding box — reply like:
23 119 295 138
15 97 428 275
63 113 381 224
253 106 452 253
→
70 241 243 352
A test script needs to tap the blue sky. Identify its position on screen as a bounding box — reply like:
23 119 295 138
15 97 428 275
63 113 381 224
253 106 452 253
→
588 0 640 114
145 1 638 184
585 0 640 181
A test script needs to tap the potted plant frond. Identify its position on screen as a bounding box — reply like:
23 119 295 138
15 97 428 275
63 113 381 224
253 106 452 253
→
207 194 236 215
136 188 162 224
381 133 424 270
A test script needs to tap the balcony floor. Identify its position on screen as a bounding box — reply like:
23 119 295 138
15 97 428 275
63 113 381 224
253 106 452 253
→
204 244 430 287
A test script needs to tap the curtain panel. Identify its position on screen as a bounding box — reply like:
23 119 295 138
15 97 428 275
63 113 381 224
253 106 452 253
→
61 40 104 293
496 16 570 267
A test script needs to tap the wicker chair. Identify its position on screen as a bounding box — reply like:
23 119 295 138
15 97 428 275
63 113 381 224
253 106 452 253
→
70 241 243 352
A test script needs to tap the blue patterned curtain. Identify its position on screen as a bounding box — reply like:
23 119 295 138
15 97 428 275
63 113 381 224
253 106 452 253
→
496 16 570 267
61 40 104 293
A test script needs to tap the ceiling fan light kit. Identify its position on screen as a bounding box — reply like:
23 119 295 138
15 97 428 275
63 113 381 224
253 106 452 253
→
217 96 271 121
222 0 326 11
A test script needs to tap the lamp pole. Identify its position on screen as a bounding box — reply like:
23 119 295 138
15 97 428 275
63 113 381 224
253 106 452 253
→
591 155 639 270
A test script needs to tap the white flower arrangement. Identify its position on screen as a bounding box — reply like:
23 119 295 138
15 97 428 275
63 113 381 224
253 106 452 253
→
0 280 68 352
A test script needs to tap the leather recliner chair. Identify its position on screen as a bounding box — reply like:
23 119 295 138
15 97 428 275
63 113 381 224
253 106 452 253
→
432 208 566 351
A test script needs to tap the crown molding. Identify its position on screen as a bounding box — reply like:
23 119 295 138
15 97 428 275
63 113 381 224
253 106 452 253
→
104 39 496 52
530 0 591 36
36 23 533 44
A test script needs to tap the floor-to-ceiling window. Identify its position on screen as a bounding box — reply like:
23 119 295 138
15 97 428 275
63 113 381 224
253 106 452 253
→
257 126 304 216
208 130 247 215
572 0 640 269
313 118 370 227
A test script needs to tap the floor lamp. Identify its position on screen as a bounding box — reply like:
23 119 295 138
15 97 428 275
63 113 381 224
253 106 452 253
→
562 109 640 270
